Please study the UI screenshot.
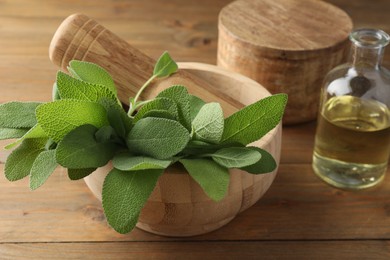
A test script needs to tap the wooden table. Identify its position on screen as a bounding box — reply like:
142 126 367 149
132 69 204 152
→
1 0 390 259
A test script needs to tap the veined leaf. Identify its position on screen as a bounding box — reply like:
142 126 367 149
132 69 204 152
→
126 117 190 159
142 110 176 121
192 102 224 144
0 101 41 128
182 140 245 156
221 94 287 145
56 71 118 103
211 147 261 168
36 99 109 142
52 82 61 101
153 51 178 78
5 124 47 150
56 124 118 169
156 85 191 130
68 60 117 95
113 153 171 171
99 98 132 139
30 150 58 190
68 168 97 180
134 97 178 123
102 168 163 234
240 147 277 174
180 158 229 201
189 94 205 121
4 138 47 181
0 128 29 140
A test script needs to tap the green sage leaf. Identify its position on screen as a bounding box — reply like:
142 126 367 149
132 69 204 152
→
30 150 58 190
126 117 190 159
52 82 61 101
153 51 178 78
180 158 229 201
5 124 47 150
36 99 109 142
4 138 47 181
102 168 163 234
99 98 132 139
69 60 117 95
240 147 277 174
56 71 118 103
189 94 205 121
211 147 261 168
0 101 41 128
156 85 191 129
142 110 176 121
192 102 224 144
0 128 29 140
113 153 171 171
134 97 178 123
68 168 97 180
56 124 118 169
221 94 287 145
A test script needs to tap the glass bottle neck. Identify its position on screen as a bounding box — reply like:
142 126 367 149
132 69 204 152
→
349 29 389 70
350 44 384 69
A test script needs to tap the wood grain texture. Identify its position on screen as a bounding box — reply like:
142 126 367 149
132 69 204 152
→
218 0 353 124
49 13 243 117
0 0 390 258
1 241 389 260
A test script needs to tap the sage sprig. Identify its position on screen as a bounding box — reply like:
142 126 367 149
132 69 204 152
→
0 51 287 234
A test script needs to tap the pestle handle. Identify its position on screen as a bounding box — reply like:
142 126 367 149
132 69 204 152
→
49 14 243 116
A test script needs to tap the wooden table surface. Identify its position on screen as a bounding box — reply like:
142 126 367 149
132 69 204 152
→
1 0 390 259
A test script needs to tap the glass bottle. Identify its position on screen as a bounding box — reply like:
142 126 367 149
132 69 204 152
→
312 28 390 189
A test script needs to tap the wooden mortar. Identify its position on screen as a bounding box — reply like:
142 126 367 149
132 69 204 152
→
49 13 282 236
84 62 282 237
49 14 243 117
218 0 353 124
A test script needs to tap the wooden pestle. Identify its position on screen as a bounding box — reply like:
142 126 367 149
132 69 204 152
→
49 14 243 116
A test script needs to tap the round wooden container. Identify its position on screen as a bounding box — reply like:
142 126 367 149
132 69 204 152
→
84 62 282 237
217 0 353 124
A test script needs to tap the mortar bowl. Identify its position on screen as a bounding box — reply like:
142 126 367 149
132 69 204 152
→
84 62 282 237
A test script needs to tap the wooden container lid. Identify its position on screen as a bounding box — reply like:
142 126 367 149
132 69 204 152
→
219 0 353 58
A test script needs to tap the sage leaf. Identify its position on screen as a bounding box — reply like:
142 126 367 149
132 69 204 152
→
56 124 118 169
56 71 118 103
95 125 115 143
4 138 47 181
69 60 117 95
180 158 229 201
211 147 261 168
113 153 171 171
221 94 287 145
5 124 47 150
153 51 178 78
240 147 277 174
52 82 61 101
0 101 41 128
156 85 191 129
134 97 178 123
68 168 97 180
182 140 244 156
102 168 162 234
30 150 58 190
142 110 176 121
189 94 205 121
0 128 29 140
36 99 109 142
126 117 190 159
192 102 224 144
99 98 132 139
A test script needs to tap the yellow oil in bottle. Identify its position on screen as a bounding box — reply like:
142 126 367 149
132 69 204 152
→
313 95 390 189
